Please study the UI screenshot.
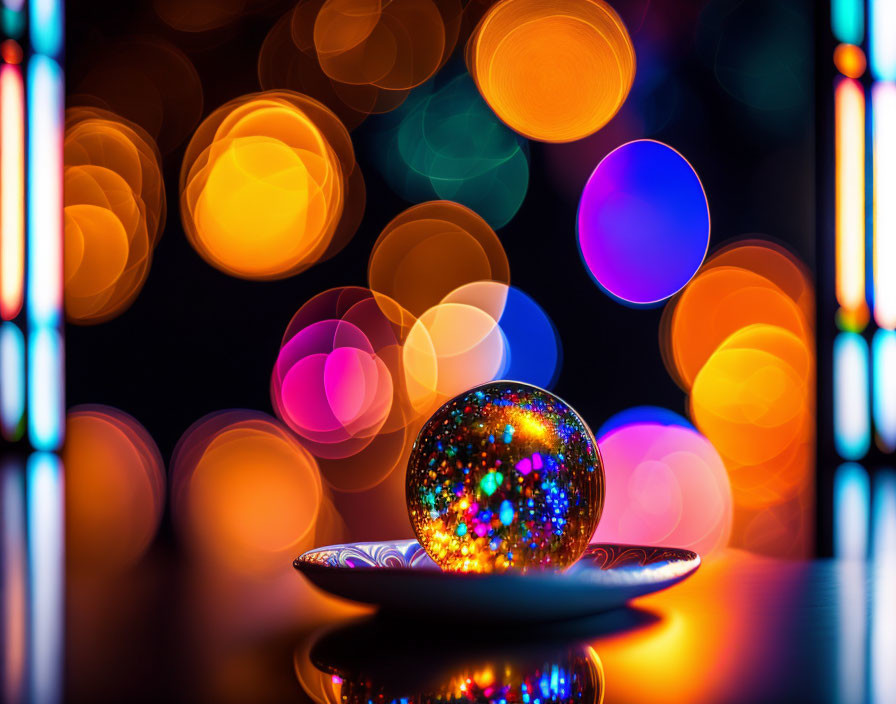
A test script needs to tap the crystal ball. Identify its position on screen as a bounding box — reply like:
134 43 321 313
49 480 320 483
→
406 382 604 573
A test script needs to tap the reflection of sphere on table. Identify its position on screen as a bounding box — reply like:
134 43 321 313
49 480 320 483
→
302 614 605 704
407 382 603 573
323 646 603 704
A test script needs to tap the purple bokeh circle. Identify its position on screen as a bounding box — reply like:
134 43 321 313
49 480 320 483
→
577 139 710 305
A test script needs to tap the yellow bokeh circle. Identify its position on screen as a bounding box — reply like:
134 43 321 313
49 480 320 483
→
180 91 362 279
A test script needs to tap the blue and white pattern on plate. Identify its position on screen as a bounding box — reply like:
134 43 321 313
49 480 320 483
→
295 539 699 621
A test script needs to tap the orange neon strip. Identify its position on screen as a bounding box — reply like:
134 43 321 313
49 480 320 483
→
836 77 867 323
874 82 896 330
0 63 24 321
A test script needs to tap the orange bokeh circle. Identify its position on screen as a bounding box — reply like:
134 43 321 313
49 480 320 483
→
180 91 363 280
64 107 166 324
834 43 866 79
171 411 324 574
368 200 510 318
662 265 811 390
313 0 446 90
466 0 635 142
154 0 247 33
702 239 814 323
64 406 166 574
690 324 813 510
659 240 815 558
259 0 465 127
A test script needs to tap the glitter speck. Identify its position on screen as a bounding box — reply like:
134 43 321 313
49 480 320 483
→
499 500 515 526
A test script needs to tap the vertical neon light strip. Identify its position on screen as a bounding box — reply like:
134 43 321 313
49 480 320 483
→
871 0 896 80
835 78 867 325
26 54 64 450
873 82 896 329
834 332 871 459
28 0 62 57
838 560 868 704
834 462 871 559
26 452 63 704
870 470 896 703
0 322 25 440
1 1 25 38
872 470 896 561
0 63 24 321
25 55 62 331
835 463 870 704
1 460 27 704
27 327 62 449
873 329 896 450
833 0 864 45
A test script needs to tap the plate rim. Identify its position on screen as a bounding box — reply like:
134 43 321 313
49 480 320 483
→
294 538 701 585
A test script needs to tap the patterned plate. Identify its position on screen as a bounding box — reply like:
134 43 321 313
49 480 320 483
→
295 539 699 621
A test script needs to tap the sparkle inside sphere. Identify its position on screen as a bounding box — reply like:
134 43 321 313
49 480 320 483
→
407 382 604 573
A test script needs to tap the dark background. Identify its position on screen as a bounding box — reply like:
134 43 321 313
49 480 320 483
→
54 2 821 701
64 0 816 467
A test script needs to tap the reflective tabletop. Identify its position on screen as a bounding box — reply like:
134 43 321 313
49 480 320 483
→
54 549 894 703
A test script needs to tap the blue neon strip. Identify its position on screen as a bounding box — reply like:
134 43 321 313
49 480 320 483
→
0 321 25 441
834 332 871 460
833 0 864 45
873 330 896 450
27 0 62 58
25 54 64 450
870 470 896 703
26 452 63 704
25 55 63 331
27 327 62 451
871 469 896 563
1 9 24 39
834 462 871 560
871 0 896 80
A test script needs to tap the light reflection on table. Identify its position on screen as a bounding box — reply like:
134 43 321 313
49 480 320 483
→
1 453 64 704
2 490 896 702
300 551 896 704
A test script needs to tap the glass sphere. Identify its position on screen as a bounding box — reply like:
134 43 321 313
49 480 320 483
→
406 382 604 573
